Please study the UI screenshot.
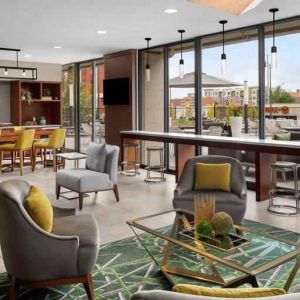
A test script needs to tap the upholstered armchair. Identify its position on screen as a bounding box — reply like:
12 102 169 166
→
131 290 300 300
173 155 247 225
0 179 99 300
56 143 120 210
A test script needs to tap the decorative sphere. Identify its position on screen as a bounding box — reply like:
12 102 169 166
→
211 212 233 235
195 220 214 237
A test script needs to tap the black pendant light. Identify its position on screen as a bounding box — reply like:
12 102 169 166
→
219 20 228 76
178 30 185 78
145 38 151 82
0 47 37 80
269 8 279 69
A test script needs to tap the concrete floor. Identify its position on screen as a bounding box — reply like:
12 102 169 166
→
0 160 300 274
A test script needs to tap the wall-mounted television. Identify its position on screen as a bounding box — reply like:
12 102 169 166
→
103 77 130 105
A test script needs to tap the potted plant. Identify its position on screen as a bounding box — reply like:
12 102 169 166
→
21 89 33 105
227 101 243 137
39 116 46 125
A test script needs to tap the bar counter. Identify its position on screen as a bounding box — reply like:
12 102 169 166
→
120 130 300 202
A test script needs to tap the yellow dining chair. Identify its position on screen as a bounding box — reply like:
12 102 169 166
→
0 129 35 176
33 128 66 171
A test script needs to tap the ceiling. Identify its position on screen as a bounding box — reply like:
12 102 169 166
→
0 0 299 64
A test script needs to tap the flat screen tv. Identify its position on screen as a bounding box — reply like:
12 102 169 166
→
103 77 130 105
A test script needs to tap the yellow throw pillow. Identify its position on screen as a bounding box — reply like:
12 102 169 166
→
24 186 53 232
173 284 286 298
194 163 231 192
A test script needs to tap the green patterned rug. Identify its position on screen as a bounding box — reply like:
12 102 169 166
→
1 219 300 299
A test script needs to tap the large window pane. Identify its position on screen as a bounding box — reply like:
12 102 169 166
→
202 29 259 139
62 65 75 150
80 63 93 152
264 19 300 189
168 42 195 169
141 47 164 166
96 61 105 143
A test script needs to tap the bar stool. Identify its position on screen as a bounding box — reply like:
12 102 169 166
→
144 146 166 183
121 143 140 176
268 161 299 216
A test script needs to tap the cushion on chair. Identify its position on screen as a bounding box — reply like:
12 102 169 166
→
0 143 16 150
34 140 49 148
194 163 231 192
86 142 107 173
173 284 285 298
52 214 99 275
24 186 53 232
56 168 112 193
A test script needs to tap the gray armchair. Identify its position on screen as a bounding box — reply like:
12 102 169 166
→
56 143 120 210
173 155 247 225
0 179 99 299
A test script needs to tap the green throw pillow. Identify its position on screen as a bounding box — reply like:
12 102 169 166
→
274 133 291 141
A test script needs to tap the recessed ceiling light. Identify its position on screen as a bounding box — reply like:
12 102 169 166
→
53 46 62 49
164 8 178 14
96 30 107 34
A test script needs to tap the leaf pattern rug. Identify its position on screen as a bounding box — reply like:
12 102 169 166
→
1 219 300 299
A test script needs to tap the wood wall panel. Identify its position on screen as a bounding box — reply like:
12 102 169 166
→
104 50 137 149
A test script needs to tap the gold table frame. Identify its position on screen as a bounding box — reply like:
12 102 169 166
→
127 209 300 291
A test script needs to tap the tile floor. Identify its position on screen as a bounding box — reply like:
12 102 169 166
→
0 160 300 274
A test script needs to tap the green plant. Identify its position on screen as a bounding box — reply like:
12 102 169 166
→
195 220 214 237
22 89 33 104
211 212 233 235
217 235 233 250
225 101 242 124
227 101 242 118
271 86 295 103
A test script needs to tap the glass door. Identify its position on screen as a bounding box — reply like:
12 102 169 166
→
62 64 76 151
79 62 93 152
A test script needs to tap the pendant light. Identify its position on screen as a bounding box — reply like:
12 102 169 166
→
269 8 279 70
220 20 228 76
145 38 151 82
0 47 37 80
178 30 185 78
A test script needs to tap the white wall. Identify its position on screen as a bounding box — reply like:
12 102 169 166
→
0 82 10 122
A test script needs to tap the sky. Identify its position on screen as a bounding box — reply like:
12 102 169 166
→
169 32 300 99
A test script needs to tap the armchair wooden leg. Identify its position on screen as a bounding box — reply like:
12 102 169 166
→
9 277 18 300
56 185 61 200
79 193 84 210
83 274 94 299
19 150 23 176
113 184 120 202
33 147 37 171
44 148 47 168
0 150 3 174
53 148 57 171
11 151 14 171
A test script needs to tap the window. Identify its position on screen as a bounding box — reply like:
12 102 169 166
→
168 42 195 169
201 28 259 138
264 19 300 137
62 64 75 150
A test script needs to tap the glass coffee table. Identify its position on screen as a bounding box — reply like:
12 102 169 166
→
127 209 300 291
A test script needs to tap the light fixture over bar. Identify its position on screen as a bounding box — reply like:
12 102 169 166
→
187 0 263 15
0 47 37 80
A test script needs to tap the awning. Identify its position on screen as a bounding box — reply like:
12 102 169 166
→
169 72 242 88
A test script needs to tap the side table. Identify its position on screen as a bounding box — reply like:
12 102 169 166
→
56 152 87 169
